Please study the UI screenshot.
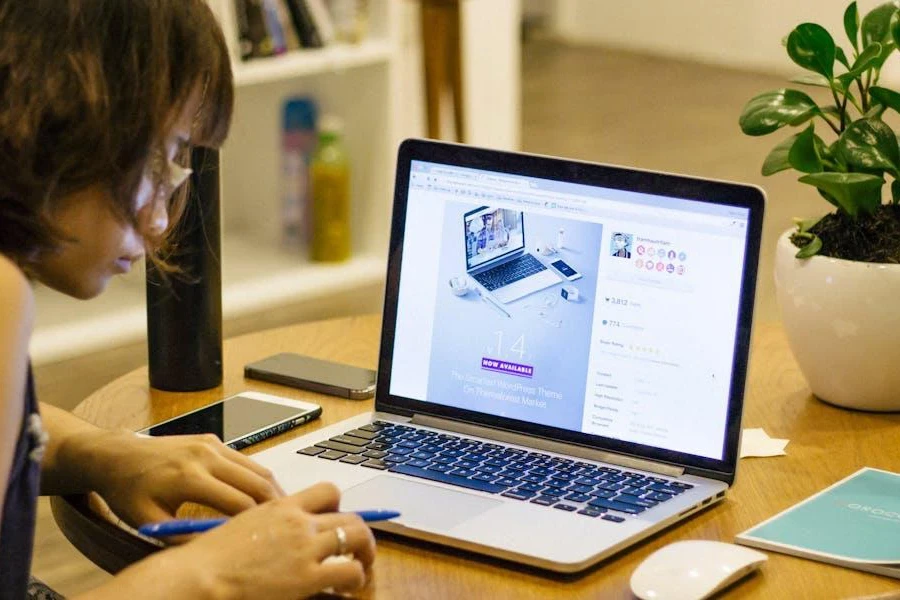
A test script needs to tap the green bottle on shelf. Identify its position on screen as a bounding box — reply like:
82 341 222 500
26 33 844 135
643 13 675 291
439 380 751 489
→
310 116 351 262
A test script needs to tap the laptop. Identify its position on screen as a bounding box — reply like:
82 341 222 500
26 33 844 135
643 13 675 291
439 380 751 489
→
251 139 765 573
464 206 563 304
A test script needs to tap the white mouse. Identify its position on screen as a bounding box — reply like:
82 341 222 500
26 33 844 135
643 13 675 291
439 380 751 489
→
630 540 767 600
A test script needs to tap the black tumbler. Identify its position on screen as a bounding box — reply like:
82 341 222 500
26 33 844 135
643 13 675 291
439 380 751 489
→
146 147 223 391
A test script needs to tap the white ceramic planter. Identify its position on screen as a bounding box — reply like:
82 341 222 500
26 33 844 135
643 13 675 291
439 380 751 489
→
774 229 900 411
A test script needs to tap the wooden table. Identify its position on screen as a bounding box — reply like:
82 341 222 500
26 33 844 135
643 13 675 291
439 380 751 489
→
61 315 900 598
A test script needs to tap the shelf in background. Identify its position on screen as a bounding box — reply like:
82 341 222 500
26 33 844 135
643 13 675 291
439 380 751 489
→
233 39 393 87
31 234 387 365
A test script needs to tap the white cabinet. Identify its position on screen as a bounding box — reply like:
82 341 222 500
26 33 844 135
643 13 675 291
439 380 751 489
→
31 0 401 364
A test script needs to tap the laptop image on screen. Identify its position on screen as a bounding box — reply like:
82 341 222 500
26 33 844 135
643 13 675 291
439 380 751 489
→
251 139 766 573
464 206 563 304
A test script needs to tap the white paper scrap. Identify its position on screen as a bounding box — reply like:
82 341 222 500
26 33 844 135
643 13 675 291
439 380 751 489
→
740 428 789 458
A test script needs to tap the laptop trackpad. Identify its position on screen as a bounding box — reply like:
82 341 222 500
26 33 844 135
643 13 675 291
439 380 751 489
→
341 476 502 531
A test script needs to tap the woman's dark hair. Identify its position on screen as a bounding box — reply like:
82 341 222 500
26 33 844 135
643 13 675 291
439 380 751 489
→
0 0 233 267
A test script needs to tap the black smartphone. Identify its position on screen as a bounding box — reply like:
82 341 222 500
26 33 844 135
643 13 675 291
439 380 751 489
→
244 353 377 399
138 391 322 450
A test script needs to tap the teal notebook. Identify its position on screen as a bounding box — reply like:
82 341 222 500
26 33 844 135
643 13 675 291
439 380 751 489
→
736 467 900 578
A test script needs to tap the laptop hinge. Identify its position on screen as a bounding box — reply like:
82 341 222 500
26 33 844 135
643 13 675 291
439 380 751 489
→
410 414 685 478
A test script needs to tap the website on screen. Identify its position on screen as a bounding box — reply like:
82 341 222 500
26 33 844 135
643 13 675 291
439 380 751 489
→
390 161 750 460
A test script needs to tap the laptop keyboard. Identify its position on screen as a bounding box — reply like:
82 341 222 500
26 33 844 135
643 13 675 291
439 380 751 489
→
473 253 548 291
298 421 693 522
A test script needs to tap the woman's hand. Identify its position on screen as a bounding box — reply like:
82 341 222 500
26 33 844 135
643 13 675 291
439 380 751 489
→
81 483 377 600
188 482 375 597
72 430 284 527
147 483 374 599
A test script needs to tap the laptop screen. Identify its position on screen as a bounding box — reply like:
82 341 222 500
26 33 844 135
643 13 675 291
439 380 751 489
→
464 207 525 270
385 143 760 473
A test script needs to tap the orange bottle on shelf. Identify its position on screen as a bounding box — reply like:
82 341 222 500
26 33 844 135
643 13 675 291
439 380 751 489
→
310 116 352 262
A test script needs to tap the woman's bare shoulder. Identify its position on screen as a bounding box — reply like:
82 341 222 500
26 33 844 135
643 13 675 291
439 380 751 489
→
0 255 34 329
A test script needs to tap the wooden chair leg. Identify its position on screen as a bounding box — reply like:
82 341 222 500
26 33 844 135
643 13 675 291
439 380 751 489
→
420 0 464 142
447 2 465 142
421 0 448 140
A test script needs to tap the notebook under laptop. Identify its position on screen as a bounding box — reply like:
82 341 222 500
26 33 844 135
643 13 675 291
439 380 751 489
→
251 139 765 573
463 206 563 304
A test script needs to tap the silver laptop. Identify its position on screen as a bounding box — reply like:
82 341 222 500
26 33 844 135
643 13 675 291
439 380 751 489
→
463 206 563 304
251 139 765 573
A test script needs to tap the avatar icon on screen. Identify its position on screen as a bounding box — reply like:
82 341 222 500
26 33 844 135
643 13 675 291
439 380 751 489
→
611 232 633 258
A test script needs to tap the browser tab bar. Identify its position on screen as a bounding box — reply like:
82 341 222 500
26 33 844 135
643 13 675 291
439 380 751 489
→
414 168 746 232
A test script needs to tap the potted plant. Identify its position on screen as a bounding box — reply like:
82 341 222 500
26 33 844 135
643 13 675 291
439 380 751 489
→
739 0 900 411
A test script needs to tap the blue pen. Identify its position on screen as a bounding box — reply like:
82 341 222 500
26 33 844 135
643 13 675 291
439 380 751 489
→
138 509 401 538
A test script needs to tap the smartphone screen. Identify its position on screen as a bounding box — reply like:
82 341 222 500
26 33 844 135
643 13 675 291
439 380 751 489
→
551 259 578 278
143 394 319 445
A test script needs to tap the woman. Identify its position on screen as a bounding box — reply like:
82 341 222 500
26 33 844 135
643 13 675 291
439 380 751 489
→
0 2 375 598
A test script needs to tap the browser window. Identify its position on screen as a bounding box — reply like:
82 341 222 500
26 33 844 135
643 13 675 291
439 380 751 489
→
391 161 750 460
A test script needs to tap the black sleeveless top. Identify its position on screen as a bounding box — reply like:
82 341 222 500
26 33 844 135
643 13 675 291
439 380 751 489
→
1 367 44 599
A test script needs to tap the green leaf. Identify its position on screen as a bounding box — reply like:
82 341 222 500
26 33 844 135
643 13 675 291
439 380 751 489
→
788 23 836 78
835 42 883 92
837 46 853 69
761 134 799 175
838 117 900 175
845 1 860 50
798 171 884 217
817 188 843 209
862 3 900 67
794 216 824 232
739 89 821 136
873 39 897 69
795 235 824 258
870 85 900 114
788 124 826 173
835 72 859 91
861 2 898 47
893 6 900 48
850 42 882 75
817 132 840 168
789 73 831 87
836 46 852 69
827 139 849 171
865 103 889 119
791 73 846 94
893 179 900 203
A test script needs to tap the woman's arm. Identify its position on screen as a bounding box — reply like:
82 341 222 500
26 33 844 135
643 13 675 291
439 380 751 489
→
39 406 285 526
39 402 111 496
75 550 216 600
0 256 34 525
